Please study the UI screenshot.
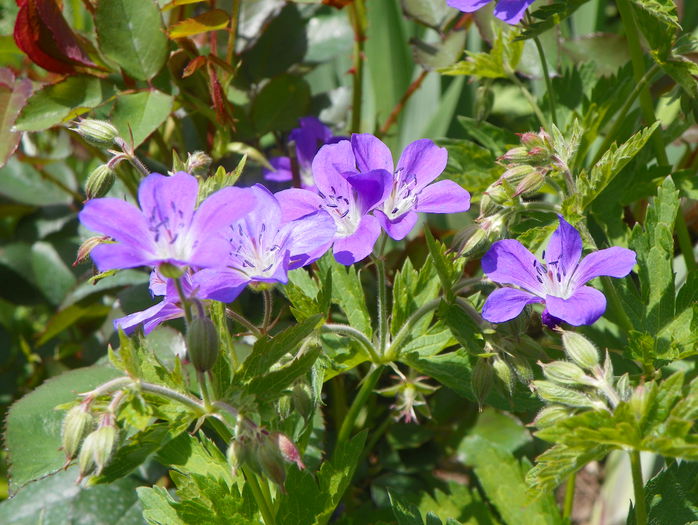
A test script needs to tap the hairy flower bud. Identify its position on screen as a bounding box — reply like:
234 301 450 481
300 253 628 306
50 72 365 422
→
500 164 537 186
72 119 119 146
484 182 512 205
616 373 632 402
73 235 109 267
513 169 546 197
539 360 594 387
291 382 313 421
274 433 305 470
533 405 572 428
85 164 116 200
62 404 94 461
78 416 117 478
508 354 533 384
478 192 500 219
471 358 494 410
561 331 600 370
458 226 488 257
185 151 212 176
187 316 220 372
492 355 515 396
258 434 286 487
533 380 602 410
499 146 530 164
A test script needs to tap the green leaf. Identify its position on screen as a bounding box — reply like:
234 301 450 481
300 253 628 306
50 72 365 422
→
400 0 455 29
438 301 483 355
634 461 698 524
238 315 322 381
4 365 121 494
460 435 562 525
411 30 467 72
111 90 174 148
456 116 518 156
14 76 112 131
519 0 593 41
197 156 246 204
30 241 76 305
246 344 322 402
0 70 31 167
630 0 680 28
390 490 424 525
424 228 464 302
318 255 372 336
0 467 143 525
440 27 523 79
168 9 230 38
391 257 440 337
37 302 112 346
575 122 659 210
251 74 311 134
0 157 73 206
96 0 168 81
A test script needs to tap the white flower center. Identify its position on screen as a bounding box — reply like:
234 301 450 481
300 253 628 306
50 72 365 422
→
318 186 360 238
383 168 418 220
533 259 574 299
148 201 194 261
227 222 284 279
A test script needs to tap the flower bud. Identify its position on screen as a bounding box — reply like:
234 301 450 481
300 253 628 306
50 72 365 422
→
187 316 220 372
85 164 116 200
500 164 537 186
227 436 258 475
274 433 305 470
616 373 631 402
471 359 494 410
478 192 500 219
73 235 109 266
508 354 533 384
533 405 572 428
484 182 512 205
532 380 601 410
492 355 515 396
561 331 600 370
628 384 649 421
72 119 119 146
258 434 286 487
459 226 488 257
499 146 531 164
61 404 94 461
539 360 593 387
291 382 313 421
185 151 212 176
78 416 117 477
513 170 546 197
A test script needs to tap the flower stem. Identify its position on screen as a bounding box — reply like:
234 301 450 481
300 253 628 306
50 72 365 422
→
629 450 648 525
562 472 576 519
374 256 389 356
531 33 557 126
226 307 262 337
336 365 383 445
322 323 380 363
262 289 273 332
243 466 277 525
509 73 550 130
348 0 366 133
197 370 212 411
174 277 192 325
378 70 428 138
385 298 441 361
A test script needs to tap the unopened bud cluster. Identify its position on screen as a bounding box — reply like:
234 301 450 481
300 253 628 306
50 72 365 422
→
61 399 120 481
377 373 438 423
532 330 631 427
227 422 304 488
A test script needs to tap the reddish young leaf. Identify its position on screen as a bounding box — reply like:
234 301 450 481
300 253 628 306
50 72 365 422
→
0 68 33 167
182 55 206 78
207 62 233 126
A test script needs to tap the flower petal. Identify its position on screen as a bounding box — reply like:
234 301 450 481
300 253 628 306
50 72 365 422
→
90 243 153 271
275 188 323 222
493 0 536 24
395 139 448 190
285 210 336 269
194 268 249 303
263 156 293 182
79 198 153 253
189 186 257 268
292 117 333 168
346 169 392 214
482 287 542 323
572 247 636 286
446 0 493 12
115 301 183 335
333 214 381 265
546 286 607 326
374 209 418 241
350 134 394 173
138 172 198 228
312 141 356 196
481 239 545 294
544 216 582 276
414 180 470 214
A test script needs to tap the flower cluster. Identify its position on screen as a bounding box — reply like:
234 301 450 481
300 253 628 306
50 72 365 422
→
447 0 535 25
79 135 470 333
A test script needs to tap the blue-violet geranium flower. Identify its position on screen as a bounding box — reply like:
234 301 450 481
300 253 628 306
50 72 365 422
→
264 117 343 189
276 140 391 265
447 0 535 25
481 216 636 327
79 171 256 272
349 134 471 240
194 184 336 302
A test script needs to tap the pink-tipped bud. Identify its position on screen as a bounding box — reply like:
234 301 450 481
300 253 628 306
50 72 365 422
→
275 433 305 470
61 403 94 461
73 236 110 266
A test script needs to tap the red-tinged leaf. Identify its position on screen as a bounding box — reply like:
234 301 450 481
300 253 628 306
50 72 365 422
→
13 3 75 74
168 9 230 39
13 0 97 74
323 0 353 7
0 68 32 168
207 62 232 126
182 55 206 78
31 0 96 67
161 0 206 11
206 54 235 75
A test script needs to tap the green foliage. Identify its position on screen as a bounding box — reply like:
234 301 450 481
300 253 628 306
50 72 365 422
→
4 365 120 493
440 27 523 79
111 90 174 148
95 0 168 81
391 256 440 337
631 461 698 524
318 255 372 336
519 0 592 40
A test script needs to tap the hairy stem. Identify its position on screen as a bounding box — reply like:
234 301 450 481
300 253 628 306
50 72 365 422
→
322 323 380 363
375 256 389 356
226 307 262 337
532 33 557 126
378 70 428 138
244 466 277 525
509 73 550 129
562 472 576 519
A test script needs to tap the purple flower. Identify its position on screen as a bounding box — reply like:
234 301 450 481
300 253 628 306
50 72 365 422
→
447 0 535 24
349 135 471 240
194 184 336 302
115 270 189 335
481 216 636 327
79 172 256 272
264 117 342 189
276 140 391 265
